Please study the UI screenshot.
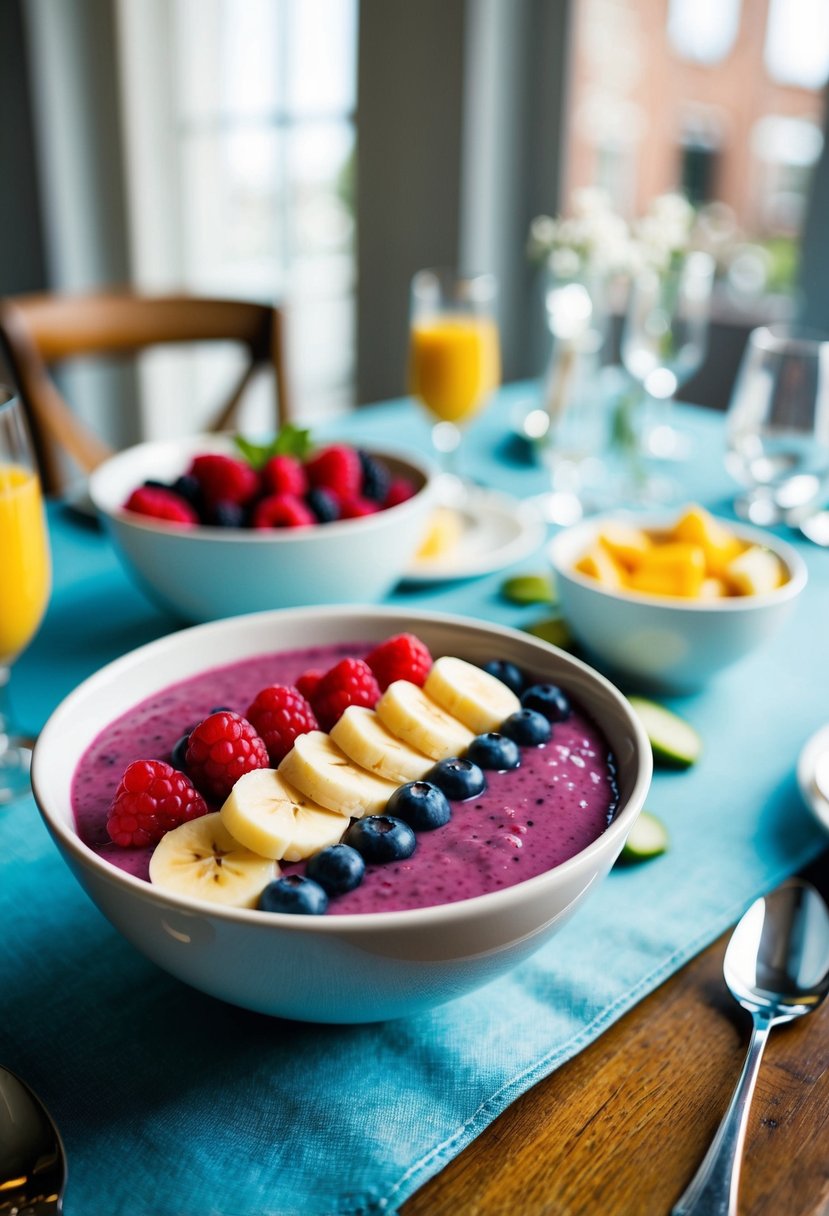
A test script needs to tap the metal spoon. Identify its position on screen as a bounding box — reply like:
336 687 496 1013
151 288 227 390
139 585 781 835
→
672 878 829 1216
0 1067 66 1214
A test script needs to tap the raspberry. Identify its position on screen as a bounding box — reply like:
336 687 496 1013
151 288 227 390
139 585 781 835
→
189 454 259 508
261 454 308 498
365 633 433 690
339 496 380 520
106 759 207 848
311 658 381 731
358 451 391 503
305 444 362 499
185 711 269 801
251 494 316 529
245 684 319 764
124 485 199 526
384 477 418 508
295 670 323 701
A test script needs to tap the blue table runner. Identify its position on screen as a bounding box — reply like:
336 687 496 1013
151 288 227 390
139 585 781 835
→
3 389 827 1215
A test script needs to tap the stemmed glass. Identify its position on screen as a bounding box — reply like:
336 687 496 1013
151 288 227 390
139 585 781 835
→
621 249 714 470
408 268 500 501
0 388 51 804
725 326 829 526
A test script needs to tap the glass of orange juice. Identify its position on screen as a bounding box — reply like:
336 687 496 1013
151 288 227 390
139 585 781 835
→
409 268 500 497
0 387 51 803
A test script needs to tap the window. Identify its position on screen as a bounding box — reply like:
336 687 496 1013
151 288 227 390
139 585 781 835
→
119 0 358 431
563 0 828 300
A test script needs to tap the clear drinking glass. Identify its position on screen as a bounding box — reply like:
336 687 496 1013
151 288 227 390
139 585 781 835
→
725 326 829 526
0 388 52 803
408 268 500 499
621 249 714 463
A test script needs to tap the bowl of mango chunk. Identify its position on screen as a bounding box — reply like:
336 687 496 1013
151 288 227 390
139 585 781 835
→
548 505 807 691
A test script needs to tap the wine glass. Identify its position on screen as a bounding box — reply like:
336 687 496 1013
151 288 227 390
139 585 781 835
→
408 268 500 501
725 326 829 526
0 387 51 804
621 249 714 469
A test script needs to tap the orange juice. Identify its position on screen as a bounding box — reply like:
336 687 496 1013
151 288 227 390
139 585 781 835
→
409 315 500 424
0 464 51 664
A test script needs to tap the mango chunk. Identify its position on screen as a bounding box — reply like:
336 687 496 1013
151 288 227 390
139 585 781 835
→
574 545 625 590
623 543 707 598
670 506 743 576
698 576 730 600
415 507 464 560
597 523 652 570
724 545 784 596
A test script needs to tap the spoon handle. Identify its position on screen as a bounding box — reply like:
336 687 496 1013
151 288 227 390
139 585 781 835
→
672 1013 772 1216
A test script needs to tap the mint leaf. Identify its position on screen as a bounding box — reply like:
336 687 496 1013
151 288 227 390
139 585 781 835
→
234 425 314 469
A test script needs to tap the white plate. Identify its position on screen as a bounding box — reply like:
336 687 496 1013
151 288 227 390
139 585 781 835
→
404 486 547 583
796 722 829 833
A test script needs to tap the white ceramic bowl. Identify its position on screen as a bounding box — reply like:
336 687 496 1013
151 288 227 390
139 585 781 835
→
32 606 651 1023
549 511 808 693
88 435 437 622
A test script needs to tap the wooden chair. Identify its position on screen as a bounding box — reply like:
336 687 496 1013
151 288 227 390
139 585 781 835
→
0 291 292 495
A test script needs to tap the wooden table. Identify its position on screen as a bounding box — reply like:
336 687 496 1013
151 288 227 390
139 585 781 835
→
402 854 829 1216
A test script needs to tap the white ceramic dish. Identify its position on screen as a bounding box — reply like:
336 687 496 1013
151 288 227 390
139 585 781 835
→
404 486 546 582
88 435 437 622
32 606 651 1023
797 722 829 834
549 511 807 693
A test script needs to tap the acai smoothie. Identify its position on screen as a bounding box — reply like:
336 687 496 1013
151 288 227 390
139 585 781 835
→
71 640 619 915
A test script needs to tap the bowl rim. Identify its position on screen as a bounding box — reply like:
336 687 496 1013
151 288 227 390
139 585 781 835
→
32 605 652 935
548 508 808 612
88 435 437 543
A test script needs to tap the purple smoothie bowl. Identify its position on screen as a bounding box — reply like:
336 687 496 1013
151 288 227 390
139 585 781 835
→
31 606 652 1023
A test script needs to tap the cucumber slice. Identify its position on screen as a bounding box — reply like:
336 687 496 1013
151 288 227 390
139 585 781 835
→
618 810 669 864
523 615 574 650
628 696 702 769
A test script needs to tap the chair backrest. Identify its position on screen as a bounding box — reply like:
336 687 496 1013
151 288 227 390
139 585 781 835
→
0 291 292 495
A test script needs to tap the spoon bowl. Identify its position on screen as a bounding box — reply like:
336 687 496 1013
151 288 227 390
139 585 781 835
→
673 878 829 1216
0 1066 66 1215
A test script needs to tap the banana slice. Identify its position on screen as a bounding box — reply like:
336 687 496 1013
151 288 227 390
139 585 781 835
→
423 656 521 733
376 680 474 760
278 730 399 819
149 813 277 908
330 706 433 783
220 767 347 861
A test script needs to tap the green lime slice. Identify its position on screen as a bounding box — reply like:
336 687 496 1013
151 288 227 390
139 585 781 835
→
628 697 702 769
523 616 574 650
617 810 669 864
500 573 557 605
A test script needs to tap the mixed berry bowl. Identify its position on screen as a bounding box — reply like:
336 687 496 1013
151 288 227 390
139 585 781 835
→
88 435 437 621
32 606 651 1023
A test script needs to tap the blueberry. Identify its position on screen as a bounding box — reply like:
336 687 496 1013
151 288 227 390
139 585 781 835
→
427 757 487 800
170 731 191 770
307 487 341 523
466 732 521 771
483 659 525 695
500 708 552 747
171 473 204 507
209 705 233 714
209 500 246 528
258 875 328 915
386 781 452 831
358 451 390 502
521 683 571 722
344 815 417 863
305 844 365 894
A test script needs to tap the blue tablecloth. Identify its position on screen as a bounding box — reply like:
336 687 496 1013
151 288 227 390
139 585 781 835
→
3 387 827 1216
